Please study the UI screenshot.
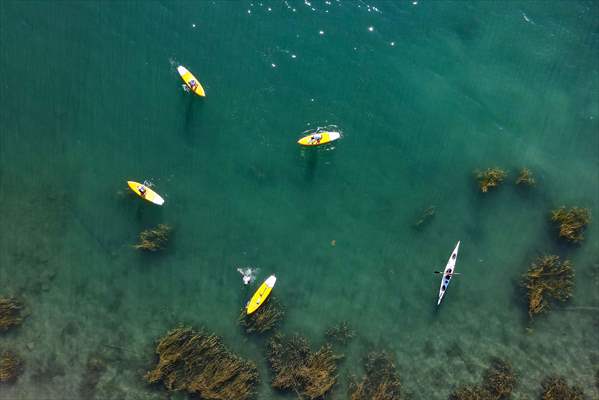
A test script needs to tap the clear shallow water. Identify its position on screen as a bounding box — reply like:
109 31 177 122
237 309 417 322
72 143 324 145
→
0 1 598 399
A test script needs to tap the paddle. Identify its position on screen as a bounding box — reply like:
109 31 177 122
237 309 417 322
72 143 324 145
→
433 271 461 275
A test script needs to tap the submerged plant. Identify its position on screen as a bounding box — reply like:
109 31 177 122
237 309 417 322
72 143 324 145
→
267 333 342 399
349 351 401 400
482 358 516 399
239 296 284 334
0 297 23 332
540 376 585 400
146 327 258 400
449 358 515 400
515 168 535 186
134 224 172 252
79 356 106 398
551 207 591 243
521 255 574 318
449 385 489 400
325 321 356 345
0 351 23 383
413 206 436 229
475 168 507 193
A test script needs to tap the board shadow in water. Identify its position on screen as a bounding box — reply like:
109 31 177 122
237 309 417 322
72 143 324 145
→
180 93 205 147
303 149 318 183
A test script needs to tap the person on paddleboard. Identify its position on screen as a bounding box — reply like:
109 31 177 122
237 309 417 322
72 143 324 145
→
309 133 322 144
138 185 147 197
188 79 198 91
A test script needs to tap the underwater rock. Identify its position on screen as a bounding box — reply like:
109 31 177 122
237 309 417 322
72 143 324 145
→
349 351 401 400
540 376 585 400
551 207 591 243
239 296 284 334
0 297 23 332
0 351 23 383
134 224 172 252
474 168 507 193
267 333 342 399
482 358 516 399
413 206 436 230
515 168 535 186
521 255 574 318
325 321 355 345
146 327 258 400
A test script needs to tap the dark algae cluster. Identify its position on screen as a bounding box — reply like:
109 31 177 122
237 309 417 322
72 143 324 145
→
238 296 284 334
449 358 516 400
146 327 259 400
325 321 356 345
0 297 22 331
349 351 401 400
0 297 25 384
540 376 585 400
134 224 172 252
0 351 23 383
267 332 342 399
551 207 591 243
515 168 535 186
474 168 507 193
521 255 574 318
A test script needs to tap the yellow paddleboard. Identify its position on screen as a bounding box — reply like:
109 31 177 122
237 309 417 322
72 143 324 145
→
297 131 341 146
177 65 205 97
246 275 276 315
127 181 165 206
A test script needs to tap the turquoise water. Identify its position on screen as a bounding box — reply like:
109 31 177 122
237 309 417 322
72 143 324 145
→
1 1 598 399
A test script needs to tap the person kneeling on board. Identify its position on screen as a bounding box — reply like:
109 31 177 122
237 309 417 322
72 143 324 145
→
138 185 147 197
188 80 198 91
309 133 322 144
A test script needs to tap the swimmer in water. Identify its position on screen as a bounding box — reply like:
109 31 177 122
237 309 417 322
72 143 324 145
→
237 267 258 285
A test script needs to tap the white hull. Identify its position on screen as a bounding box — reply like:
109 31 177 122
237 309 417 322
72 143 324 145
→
437 241 460 305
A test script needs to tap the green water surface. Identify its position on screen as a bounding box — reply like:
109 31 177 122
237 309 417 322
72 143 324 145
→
1 1 598 399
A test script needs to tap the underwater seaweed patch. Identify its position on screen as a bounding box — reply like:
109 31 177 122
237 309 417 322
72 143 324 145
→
540 376 585 400
521 255 574 319
134 224 172 252
0 297 23 332
0 351 23 383
515 168 535 186
551 207 591 243
267 333 342 399
239 296 284 334
349 351 401 400
146 326 258 400
474 168 507 193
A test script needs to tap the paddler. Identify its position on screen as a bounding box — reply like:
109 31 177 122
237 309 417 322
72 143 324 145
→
138 185 147 197
309 133 322 144
188 79 199 91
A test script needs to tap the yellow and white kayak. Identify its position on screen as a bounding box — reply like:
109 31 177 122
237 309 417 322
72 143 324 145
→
127 181 165 206
297 131 341 146
177 65 205 97
246 275 276 315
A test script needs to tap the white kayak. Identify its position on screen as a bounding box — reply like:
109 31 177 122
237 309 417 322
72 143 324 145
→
437 241 460 306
